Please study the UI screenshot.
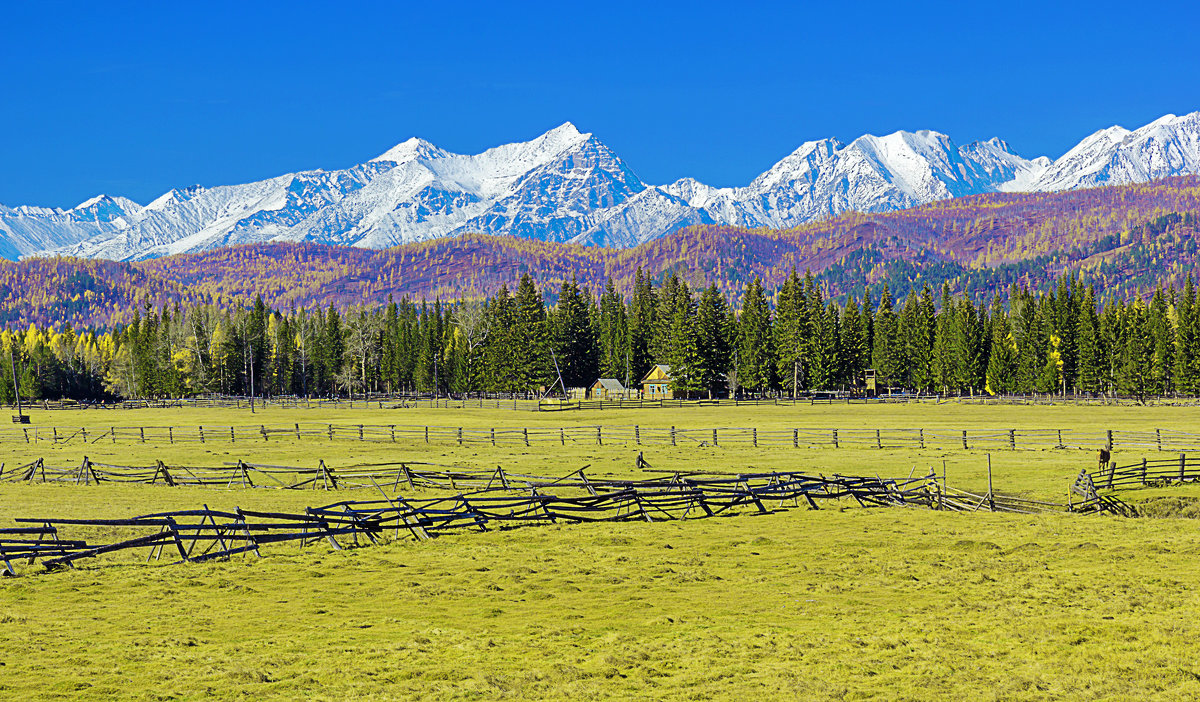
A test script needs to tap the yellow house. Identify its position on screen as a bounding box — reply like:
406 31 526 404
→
589 378 628 400
641 364 673 399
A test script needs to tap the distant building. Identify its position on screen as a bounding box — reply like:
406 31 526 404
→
589 378 628 400
641 364 673 399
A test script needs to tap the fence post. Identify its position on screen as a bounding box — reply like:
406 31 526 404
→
1057 429 1064 448
523 428 529 447
458 427 463 446
876 429 882 450
295 423 301 440
1181 453 1187 482
1142 457 1147 485
919 428 924 449
560 428 565 446
140 427 145 444
598 427 604 447
81 427 87 443
753 428 758 448
1106 430 1114 452
492 428 496 447
713 428 718 447
328 424 334 441
199 425 205 443
230 426 235 443
832 429 839 449
987 454 995 512
1008 429 1016 450
635 426 640 445
961 430 968 450
1156 428 1162 451
793 428 798 449
670 426 675 447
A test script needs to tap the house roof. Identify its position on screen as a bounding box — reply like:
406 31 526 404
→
640 364 671 383
592 378 626 392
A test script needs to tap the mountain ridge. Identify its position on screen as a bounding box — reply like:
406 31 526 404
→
3 175 1198 330
3 112 1200 260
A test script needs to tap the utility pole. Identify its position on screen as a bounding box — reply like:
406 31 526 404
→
9 346 26 423
249 356 255 414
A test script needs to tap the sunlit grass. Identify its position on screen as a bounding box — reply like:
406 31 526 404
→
3 403 1200 699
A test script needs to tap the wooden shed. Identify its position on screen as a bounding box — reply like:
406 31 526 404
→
589 378 628 400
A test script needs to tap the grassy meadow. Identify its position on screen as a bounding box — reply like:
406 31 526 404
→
3 402 1200 699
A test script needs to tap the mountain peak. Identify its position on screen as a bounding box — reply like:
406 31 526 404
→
546 121 582 137
6 110 1200 261
372 137 449 163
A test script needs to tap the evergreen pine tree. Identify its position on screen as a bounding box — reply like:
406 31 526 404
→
871 285 902 391
551 277 600 389
1075 287 1101 394
840 296 869 388
985 296 1018 394
1175 277 1197 394
772 270 807 397
737 277 774 394
1118 300 1154 402
695 284 732 398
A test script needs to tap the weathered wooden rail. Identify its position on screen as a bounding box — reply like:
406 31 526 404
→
1079 453 1200 492
3 422 1196 452
10 392 1196 413
1 468 947 575
2 456 1139 577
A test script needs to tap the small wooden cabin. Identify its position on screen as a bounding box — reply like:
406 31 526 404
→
589 378 628 400
641 364 673 399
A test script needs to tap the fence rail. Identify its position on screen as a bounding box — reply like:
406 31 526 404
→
1079 453 1200 492
7 392 1200 414
5 460 1122 576
3 422 1200 452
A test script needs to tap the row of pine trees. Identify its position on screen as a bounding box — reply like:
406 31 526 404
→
3 269 1200 403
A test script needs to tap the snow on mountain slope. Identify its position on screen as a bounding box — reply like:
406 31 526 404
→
49 122 655 260
7 110 1200 260
1032 112 1200 191
0 195 142 259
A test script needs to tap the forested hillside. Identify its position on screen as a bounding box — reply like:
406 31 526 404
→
3 267 1197 405
2 176 1198 331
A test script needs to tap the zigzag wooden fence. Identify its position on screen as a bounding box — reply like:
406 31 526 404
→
2 423 1197 452
1 459 1133 576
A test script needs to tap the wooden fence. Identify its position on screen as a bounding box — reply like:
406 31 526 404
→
1078 453 1200 493
3 423 1200 453
6 461 1123 576
7 392 1199 414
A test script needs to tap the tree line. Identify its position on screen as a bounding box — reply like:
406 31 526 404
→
2 269 1199 403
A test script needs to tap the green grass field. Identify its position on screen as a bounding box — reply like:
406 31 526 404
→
3 403 1200 700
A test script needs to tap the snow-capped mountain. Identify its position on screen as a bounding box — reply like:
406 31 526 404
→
0 195 142 259
1030 112 1200 191
5 111 1200 261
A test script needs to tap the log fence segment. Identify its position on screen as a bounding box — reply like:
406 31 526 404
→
6 423 1200 453
1 457 1137 576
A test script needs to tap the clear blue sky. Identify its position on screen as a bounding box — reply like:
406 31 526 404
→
3 0 1198 208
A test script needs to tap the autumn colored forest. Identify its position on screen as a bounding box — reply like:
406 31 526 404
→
1 176 1199 403
1 176 1197 332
